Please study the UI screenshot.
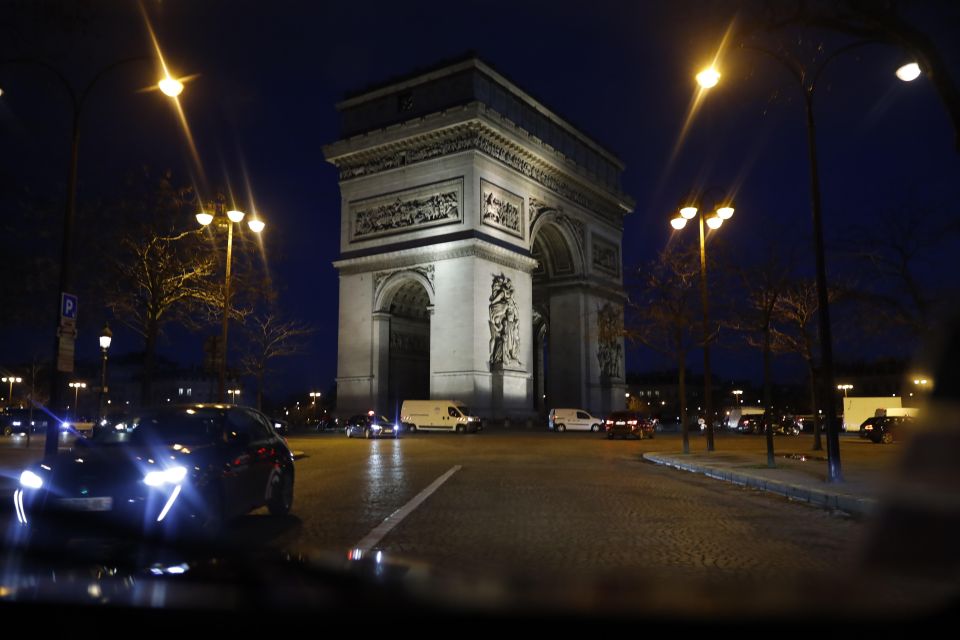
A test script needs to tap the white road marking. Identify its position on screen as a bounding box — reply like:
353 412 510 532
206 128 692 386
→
354 464 462 552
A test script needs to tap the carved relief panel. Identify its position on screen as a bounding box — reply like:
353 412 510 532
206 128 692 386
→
349 178 463 241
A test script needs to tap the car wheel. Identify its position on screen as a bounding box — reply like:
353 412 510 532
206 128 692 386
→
346 428 352 438
267 467 294 516
557 424 566 433
3 426 12 437
364 428 371 439
456 424 465 434
881 432 894 445
591 424 600 432
409 424 418 433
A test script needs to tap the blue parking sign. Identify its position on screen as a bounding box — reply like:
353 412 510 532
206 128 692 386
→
61 292 78 320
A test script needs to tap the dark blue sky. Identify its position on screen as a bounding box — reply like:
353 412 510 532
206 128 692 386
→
2 0 959 401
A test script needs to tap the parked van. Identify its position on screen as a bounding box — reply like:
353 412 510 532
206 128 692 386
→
548 408 603 432
400 400 482 433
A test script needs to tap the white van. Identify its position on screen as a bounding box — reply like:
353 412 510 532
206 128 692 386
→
548 408 603 432
400 400 482 433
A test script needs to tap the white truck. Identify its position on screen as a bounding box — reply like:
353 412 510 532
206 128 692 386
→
843 397 903 432
400 400 482 433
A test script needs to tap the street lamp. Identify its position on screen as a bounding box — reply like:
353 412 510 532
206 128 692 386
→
837 384 853 397
693 40 918 482
197 195 266 402
98 322 113 421
732 389 743 405
1 56 186 456
3 376 22 409
227 389 241 404
669 189 733 453
68 382 87 422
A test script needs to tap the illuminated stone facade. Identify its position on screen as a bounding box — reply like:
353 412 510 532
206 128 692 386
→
324 57 632 420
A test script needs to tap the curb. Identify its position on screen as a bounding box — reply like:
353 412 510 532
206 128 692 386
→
643 452 877 517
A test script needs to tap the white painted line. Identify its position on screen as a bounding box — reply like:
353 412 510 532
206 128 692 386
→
354 464 461 552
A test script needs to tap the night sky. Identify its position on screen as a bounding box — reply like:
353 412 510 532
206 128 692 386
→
2 0 959 404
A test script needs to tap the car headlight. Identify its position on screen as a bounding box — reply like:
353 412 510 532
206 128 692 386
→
143 465 187 487
20 469 44 489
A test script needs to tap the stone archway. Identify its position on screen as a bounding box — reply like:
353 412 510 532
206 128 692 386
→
372 272 434 418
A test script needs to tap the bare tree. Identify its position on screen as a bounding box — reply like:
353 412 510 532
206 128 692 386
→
769 278 842 451
727 239 796 467
625 243 700 454
240 313 314 411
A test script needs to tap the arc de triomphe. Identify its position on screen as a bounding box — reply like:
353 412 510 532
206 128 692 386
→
323 57 632 421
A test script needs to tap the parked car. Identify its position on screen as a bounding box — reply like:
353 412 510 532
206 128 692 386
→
548 408 603 432
13 404 295 541
604 411 655 439
400 400 482 433
858 417 882 439
863 415 916 444
737 413 801 435
345 412 401 439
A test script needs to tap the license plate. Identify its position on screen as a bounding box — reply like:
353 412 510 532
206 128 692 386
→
58 497 113 512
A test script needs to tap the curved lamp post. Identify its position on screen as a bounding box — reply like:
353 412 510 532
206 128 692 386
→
197 197 265 402
1 57 185 456
670 189 733 454
694 48 922 482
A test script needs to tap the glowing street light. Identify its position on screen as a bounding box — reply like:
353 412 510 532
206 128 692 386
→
732 389 743 405
68 381 87 421
158 75 184 97
895 62 922 82
837 384 853 397
3 376 22 409
669 188 734 454
98 322 112 421
227 389 241 404
696 67 721 88
197 195 266 401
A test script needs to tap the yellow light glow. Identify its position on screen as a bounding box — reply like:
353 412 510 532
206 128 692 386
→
247 219 265 233
158 76 184 97
680 206 698 219
227 209 245 223
716 206 734 219
196 212 213 226
896 62 921 82
696 67 721 89
670 217 687 230
706 215 723 230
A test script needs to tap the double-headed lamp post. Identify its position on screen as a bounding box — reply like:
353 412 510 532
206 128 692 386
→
733 389 743 405
670 191 734 453
3 376 22 409
227 389 241 404
837 383 853 398
98 322 112 421
197 197 265 402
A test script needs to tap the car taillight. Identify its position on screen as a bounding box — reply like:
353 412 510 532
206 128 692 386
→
628 420 638 425
605 419 613 425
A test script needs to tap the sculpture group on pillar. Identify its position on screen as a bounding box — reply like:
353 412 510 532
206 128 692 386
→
489 273 521 368
597 302 622 379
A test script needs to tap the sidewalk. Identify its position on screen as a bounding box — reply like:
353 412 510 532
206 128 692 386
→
643 433 896 517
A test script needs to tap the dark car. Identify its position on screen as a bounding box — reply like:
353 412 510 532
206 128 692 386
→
737 413 801 436
305 411 340 432
13 404 295 541
858 416 882 439
863 415 916 444
1 408 51 436
604 411 655 439
345 412 401 439
271 417 291 436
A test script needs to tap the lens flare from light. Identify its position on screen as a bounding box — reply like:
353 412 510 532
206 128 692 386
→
896 62 921 82
20 470 43 489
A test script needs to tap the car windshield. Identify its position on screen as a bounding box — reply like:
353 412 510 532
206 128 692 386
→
2 0 959 628
91 408 223 446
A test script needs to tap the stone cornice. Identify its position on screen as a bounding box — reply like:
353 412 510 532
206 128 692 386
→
334 238 540 275
323 105 633 222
